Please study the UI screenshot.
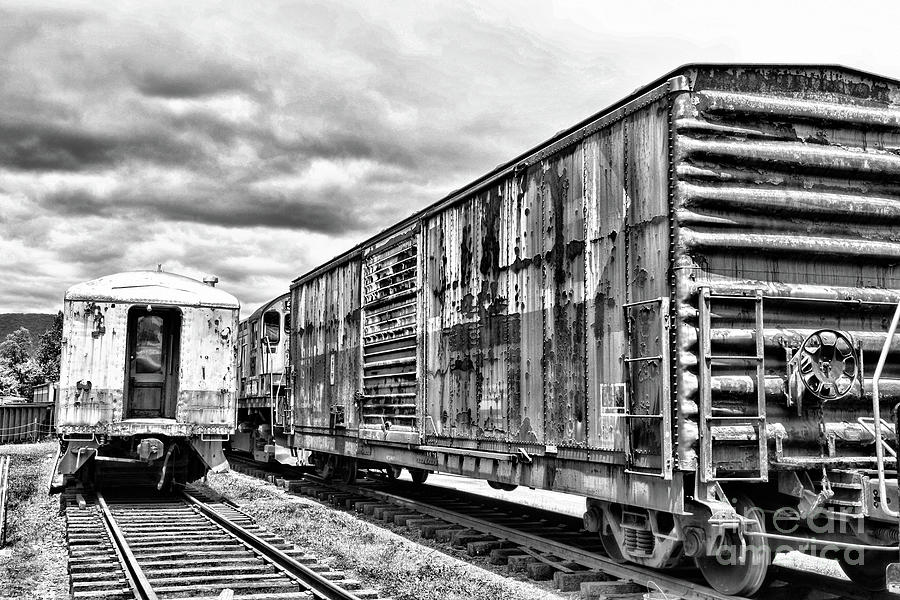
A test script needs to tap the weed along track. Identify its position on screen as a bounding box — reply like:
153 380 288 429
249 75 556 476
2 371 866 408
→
226 454 899 600
63 487 385 600
228 459 730 600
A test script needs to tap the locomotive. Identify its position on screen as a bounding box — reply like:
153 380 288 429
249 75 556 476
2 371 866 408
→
232 293 291 461
52 269 240 490
274 65 900 595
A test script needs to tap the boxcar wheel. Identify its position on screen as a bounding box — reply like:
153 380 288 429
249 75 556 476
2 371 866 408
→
341 459 357 484
385 466 402 480
488 480 518 491
598 529 627 563
410 468 429 484
597 518 627 563
314 454 335 480
694 494 770 597
838 551 892 592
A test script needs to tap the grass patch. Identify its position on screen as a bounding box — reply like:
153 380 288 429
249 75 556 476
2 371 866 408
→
0 441 67 600
204 471 571 600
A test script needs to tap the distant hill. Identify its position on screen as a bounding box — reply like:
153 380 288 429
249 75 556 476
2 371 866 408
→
0 313 56 341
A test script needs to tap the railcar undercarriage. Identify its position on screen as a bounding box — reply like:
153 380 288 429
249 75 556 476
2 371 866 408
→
585 319 900 595
52 434 227 491
308 451 432 485
586 472 900 596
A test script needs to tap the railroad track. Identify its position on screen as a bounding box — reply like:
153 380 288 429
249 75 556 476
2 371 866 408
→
63 485 385 600
225 453 900 600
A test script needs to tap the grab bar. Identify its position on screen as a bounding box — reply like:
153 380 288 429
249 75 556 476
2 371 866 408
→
873 301 900 518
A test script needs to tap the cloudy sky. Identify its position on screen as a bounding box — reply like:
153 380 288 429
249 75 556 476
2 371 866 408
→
2 1 900 315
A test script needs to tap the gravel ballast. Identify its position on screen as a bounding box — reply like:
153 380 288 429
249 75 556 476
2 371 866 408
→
0 441 67 600
204 470 573 600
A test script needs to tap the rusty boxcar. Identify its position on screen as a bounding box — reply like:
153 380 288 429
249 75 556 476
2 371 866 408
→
54 270 240 489
232 292 291 461
286 65 900 594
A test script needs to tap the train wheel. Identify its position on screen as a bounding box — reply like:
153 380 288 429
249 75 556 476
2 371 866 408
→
596 507 627 563
341 459 357 484
487 480 518 492
385 466 402 480
838 551 892 592
409 468 429 484
694 494 770 597
314 454 335 480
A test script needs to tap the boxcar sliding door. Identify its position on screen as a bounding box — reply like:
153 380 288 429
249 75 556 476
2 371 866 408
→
621 98 673 479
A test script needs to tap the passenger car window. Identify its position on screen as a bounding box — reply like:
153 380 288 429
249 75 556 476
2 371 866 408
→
263 311 280 344
134 315 163 374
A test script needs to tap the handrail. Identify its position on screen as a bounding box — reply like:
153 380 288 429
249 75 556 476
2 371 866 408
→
872 300 900 518
856 417 897 457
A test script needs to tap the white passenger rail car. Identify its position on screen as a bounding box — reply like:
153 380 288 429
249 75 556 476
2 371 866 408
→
53 270 240 489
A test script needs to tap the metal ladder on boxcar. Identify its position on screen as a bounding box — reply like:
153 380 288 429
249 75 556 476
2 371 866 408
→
697 288 768 483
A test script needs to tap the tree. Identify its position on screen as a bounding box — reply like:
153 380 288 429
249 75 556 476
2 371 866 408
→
35 311 63 383
0 327 41 398
0 371 17 398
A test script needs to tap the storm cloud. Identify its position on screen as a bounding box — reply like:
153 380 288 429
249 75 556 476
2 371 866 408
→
2 0 900 313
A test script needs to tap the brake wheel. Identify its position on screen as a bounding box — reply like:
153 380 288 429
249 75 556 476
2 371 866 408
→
795 330 857 401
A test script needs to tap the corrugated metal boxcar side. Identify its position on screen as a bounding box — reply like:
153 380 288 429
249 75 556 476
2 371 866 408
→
672 66 900 491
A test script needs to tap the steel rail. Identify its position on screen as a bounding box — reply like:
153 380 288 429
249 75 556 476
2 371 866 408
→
307 475 900 600
302 475 742 600
181 491 364 600
771 566 899 600
229 453 900 600
95 491 159 600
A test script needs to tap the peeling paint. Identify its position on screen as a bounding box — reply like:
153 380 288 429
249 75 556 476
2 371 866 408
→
58 272 239 436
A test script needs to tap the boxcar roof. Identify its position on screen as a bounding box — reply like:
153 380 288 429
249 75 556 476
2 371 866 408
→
290 63 900 287
65 270 240 309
